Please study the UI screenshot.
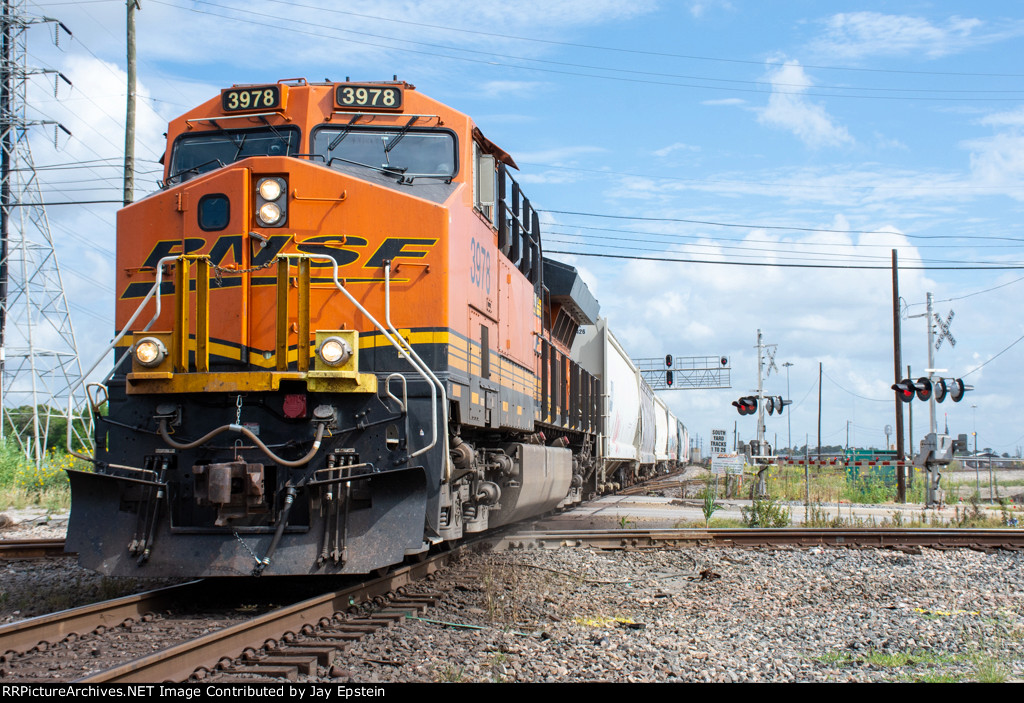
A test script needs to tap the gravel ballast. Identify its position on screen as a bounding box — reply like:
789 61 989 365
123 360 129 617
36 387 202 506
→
332 546 1024 683
2 511 1022 682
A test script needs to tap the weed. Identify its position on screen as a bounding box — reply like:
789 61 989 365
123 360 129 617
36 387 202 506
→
481 562 523 626
805 501 844 528
617 515 636 529
0 438 89 509
741 495 791 527
909 672 962 683
971 657 1009 683
700 481 722 528
485 652 509 683
434 664 465 682
815 651 853 666
673 517 744 528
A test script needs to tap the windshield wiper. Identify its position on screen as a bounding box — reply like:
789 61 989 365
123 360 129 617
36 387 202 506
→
327 155 406 181
164 158 225 187
230 132 247 161
326 115 361 153
403 173 453 184
383 116 418 155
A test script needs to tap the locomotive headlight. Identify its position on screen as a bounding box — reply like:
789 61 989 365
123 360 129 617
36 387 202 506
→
255 176 287 227
134 337 167 368
317 336 352 367
258 201 282 225
258 178 282 201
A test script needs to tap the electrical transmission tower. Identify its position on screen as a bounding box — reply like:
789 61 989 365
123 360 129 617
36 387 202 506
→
0 0 90 466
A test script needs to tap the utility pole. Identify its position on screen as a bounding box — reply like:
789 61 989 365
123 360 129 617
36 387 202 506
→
123 0 139 206
0 1 89 464
783 361 793 453
892 249 905 501
907 364 913 491
817 362 822 463
756 329 764 454
925 293 937 436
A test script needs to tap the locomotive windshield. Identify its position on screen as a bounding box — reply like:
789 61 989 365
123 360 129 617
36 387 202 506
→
166 126 301 186
312 127 456 181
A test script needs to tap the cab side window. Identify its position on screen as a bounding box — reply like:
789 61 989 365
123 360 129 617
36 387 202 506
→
473 142 497 226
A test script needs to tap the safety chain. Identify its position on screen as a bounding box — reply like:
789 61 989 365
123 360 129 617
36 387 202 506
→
233 529 265 568
210 257 280 286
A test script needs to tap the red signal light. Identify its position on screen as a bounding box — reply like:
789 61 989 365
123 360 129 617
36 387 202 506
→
915 377 932 402
892 379 915 403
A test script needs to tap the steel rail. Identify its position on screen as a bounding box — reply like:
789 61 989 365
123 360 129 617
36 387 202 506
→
0 581 203 657
494 527 1024 551
0 539 70 559
77 542 477 683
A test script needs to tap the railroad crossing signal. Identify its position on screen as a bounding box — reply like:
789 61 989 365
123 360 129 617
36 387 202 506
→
934 310 956 350
733 395 790 415
892 377 970 403
732 396 757 415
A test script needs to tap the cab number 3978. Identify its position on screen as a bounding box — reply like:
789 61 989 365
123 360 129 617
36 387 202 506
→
469 238 491 295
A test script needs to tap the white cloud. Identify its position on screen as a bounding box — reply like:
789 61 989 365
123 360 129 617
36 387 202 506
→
964 133 1024 195
811 12 1015 60
514 146 606 163
653 142 700 158
979 107 1024 129
962 108 1024 200
688 1 734 19
756 61 853 149
478 81 550 100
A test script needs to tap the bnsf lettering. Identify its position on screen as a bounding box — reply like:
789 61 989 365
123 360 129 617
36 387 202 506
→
140 238 206 268
123 234 437 299
469 237 491 295
296 235 367 267
364 238 437 269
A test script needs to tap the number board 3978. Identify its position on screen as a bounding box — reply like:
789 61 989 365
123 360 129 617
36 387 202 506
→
221 85 284 112
335 84 403 110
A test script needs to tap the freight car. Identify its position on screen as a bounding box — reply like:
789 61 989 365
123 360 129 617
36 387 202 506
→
66 79 688 577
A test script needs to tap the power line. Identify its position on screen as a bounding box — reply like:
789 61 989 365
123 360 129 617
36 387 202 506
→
821 370 889 403
545 249 1024 270
519 160 1024 193
148 0 1024 103
543 209 1024 243
545 223 1024 252
907 274 1024 308
963 332 1024 377
251 0 1024 81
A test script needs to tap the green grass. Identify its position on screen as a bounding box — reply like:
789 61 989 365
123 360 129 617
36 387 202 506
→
0 437 88 511
816 647 1015 683
673 517 745 528
746 462 1024 507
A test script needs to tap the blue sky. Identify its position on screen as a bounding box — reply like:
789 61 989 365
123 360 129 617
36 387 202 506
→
20 0 1024 456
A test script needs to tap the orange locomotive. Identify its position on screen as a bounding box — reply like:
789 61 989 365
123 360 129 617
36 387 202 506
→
67 79 601 576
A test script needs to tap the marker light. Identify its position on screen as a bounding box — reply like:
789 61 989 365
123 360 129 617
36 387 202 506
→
317 336 352 367
134 337 167 368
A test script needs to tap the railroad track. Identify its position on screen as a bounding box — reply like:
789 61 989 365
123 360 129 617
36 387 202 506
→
0 538 70 559
0 541 482 683
4 520 1021 682
616 469 701 497
493 527 1024 552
